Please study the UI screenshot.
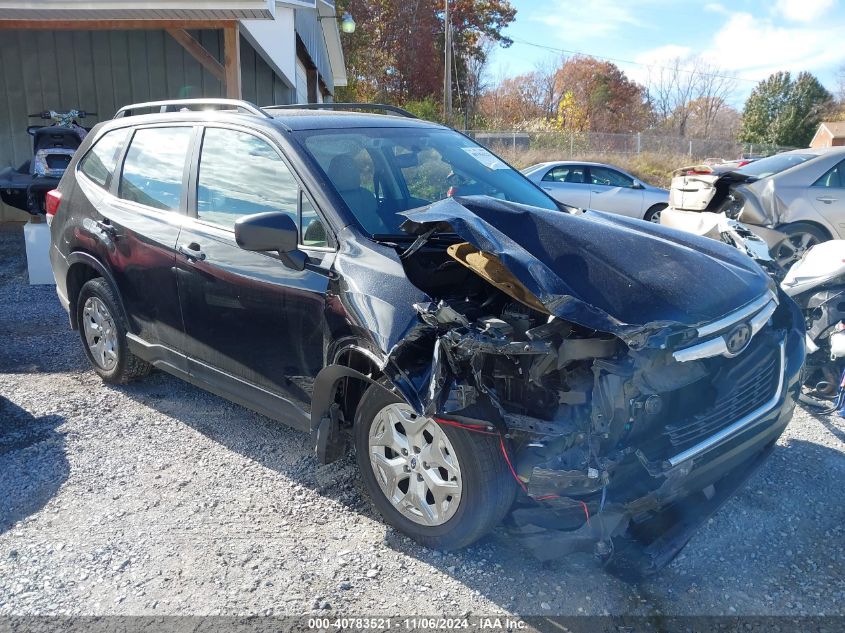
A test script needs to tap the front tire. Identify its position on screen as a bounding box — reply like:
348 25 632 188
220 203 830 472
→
354 382 516 550
77 277 151 384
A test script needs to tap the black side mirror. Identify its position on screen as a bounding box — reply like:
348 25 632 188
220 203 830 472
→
235 211 306 271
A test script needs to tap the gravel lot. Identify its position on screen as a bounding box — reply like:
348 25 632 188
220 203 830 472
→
1 222 844 618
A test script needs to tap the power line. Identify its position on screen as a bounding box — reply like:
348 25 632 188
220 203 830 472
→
508 37 763 84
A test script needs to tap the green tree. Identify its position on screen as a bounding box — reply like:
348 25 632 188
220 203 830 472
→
739 71 834 147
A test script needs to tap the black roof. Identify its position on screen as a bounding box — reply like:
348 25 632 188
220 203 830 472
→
264 108 444 131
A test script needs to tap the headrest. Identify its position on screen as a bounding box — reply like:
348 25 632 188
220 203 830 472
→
328 153 361 192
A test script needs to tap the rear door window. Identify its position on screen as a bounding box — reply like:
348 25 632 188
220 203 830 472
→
79 128 130 188
118 127 193 211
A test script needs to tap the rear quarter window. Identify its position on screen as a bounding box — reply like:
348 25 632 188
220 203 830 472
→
78 128 130 188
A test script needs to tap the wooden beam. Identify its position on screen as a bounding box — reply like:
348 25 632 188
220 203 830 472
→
0 19 235 31
166 28 224 82
223 24 242 99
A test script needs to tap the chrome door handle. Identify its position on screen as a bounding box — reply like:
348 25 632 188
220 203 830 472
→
816 196 837 203
178 242 206 261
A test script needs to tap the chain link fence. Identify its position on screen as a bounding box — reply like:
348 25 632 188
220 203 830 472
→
464 130 793 162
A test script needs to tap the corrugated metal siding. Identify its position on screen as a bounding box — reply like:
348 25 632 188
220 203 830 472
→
294 8 332 91
0 29 292 169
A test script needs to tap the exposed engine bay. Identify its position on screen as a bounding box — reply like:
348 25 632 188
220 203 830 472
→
390 226 793 565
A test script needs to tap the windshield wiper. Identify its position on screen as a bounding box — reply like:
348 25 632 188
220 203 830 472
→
399 226 440 259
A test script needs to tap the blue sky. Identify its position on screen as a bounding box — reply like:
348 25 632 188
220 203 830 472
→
487 0 845 105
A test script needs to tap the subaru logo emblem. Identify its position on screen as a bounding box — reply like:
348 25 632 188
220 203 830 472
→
725 323 752 355
410 457 418 469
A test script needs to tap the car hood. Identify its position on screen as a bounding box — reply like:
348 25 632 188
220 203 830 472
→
400 196 773 349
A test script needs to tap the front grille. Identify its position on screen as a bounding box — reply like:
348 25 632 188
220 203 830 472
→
663 339 781 453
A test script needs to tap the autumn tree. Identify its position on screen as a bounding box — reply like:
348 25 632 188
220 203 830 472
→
554 56 649 133
334 0 516 111
684 98 741 139
555 91 588 131
478 72 548 126
739 71 834 147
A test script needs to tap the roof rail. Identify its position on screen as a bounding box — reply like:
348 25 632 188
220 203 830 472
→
264 102 418 119
114 98 271 119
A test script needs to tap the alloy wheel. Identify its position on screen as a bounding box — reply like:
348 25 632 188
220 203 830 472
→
368 403 463 526
82 296 119 371
774 232 819 268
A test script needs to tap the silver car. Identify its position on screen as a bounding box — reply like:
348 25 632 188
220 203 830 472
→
522 161 669 221
665 147 845 266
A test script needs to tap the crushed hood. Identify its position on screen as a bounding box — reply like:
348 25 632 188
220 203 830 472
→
401 197 773 349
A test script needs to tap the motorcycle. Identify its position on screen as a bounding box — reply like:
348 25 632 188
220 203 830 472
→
662 208 845 404
0 109 94 215
781 240 845 401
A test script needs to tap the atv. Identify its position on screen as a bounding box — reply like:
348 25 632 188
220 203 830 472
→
0 110 94 215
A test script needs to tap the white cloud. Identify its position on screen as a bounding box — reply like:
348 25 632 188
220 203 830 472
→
775 0 836 22
634 45 694 65
625 45 694 85
704 2 729 14
528 0 646 41
703 12 845 80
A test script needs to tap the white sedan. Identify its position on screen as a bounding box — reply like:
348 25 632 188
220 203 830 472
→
522 161 669 222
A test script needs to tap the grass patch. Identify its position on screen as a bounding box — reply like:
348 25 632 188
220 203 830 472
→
494 148 691 189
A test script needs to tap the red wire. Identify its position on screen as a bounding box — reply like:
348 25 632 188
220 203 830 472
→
498 435 529 494
536 495 591 526
434 417 498 435
434 417 591 526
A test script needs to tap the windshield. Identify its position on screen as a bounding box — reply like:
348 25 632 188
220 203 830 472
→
736 153 815 179
294 126 558 236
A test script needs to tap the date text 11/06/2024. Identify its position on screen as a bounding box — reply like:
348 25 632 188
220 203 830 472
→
307 617 528 630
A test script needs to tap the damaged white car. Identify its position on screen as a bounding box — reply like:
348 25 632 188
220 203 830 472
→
663 147 845 267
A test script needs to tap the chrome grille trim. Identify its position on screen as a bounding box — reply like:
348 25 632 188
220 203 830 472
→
673 293 778 362
696 292 777 338
666 340 786 467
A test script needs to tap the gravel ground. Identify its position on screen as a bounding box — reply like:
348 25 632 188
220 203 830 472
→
0 223 844 618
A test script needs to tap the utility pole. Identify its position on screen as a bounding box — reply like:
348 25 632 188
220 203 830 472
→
443 0 452 124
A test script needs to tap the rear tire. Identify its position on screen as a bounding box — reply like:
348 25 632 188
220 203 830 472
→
644 203 667 223
772 222 830 268
76 277 151 384
354 381 516 550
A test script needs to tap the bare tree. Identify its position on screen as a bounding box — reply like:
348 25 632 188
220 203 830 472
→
462 37 495 127
838 63 845 103
532 55 565 119
646 56 737 137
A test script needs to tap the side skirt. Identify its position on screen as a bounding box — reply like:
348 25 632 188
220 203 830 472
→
127 333 310 432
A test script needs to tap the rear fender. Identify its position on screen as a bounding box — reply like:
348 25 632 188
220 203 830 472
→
65 251 126 330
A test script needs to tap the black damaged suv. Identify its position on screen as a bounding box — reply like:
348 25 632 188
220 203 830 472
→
48 99 804 567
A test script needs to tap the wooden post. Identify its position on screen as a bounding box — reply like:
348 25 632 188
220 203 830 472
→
223 23 241 99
